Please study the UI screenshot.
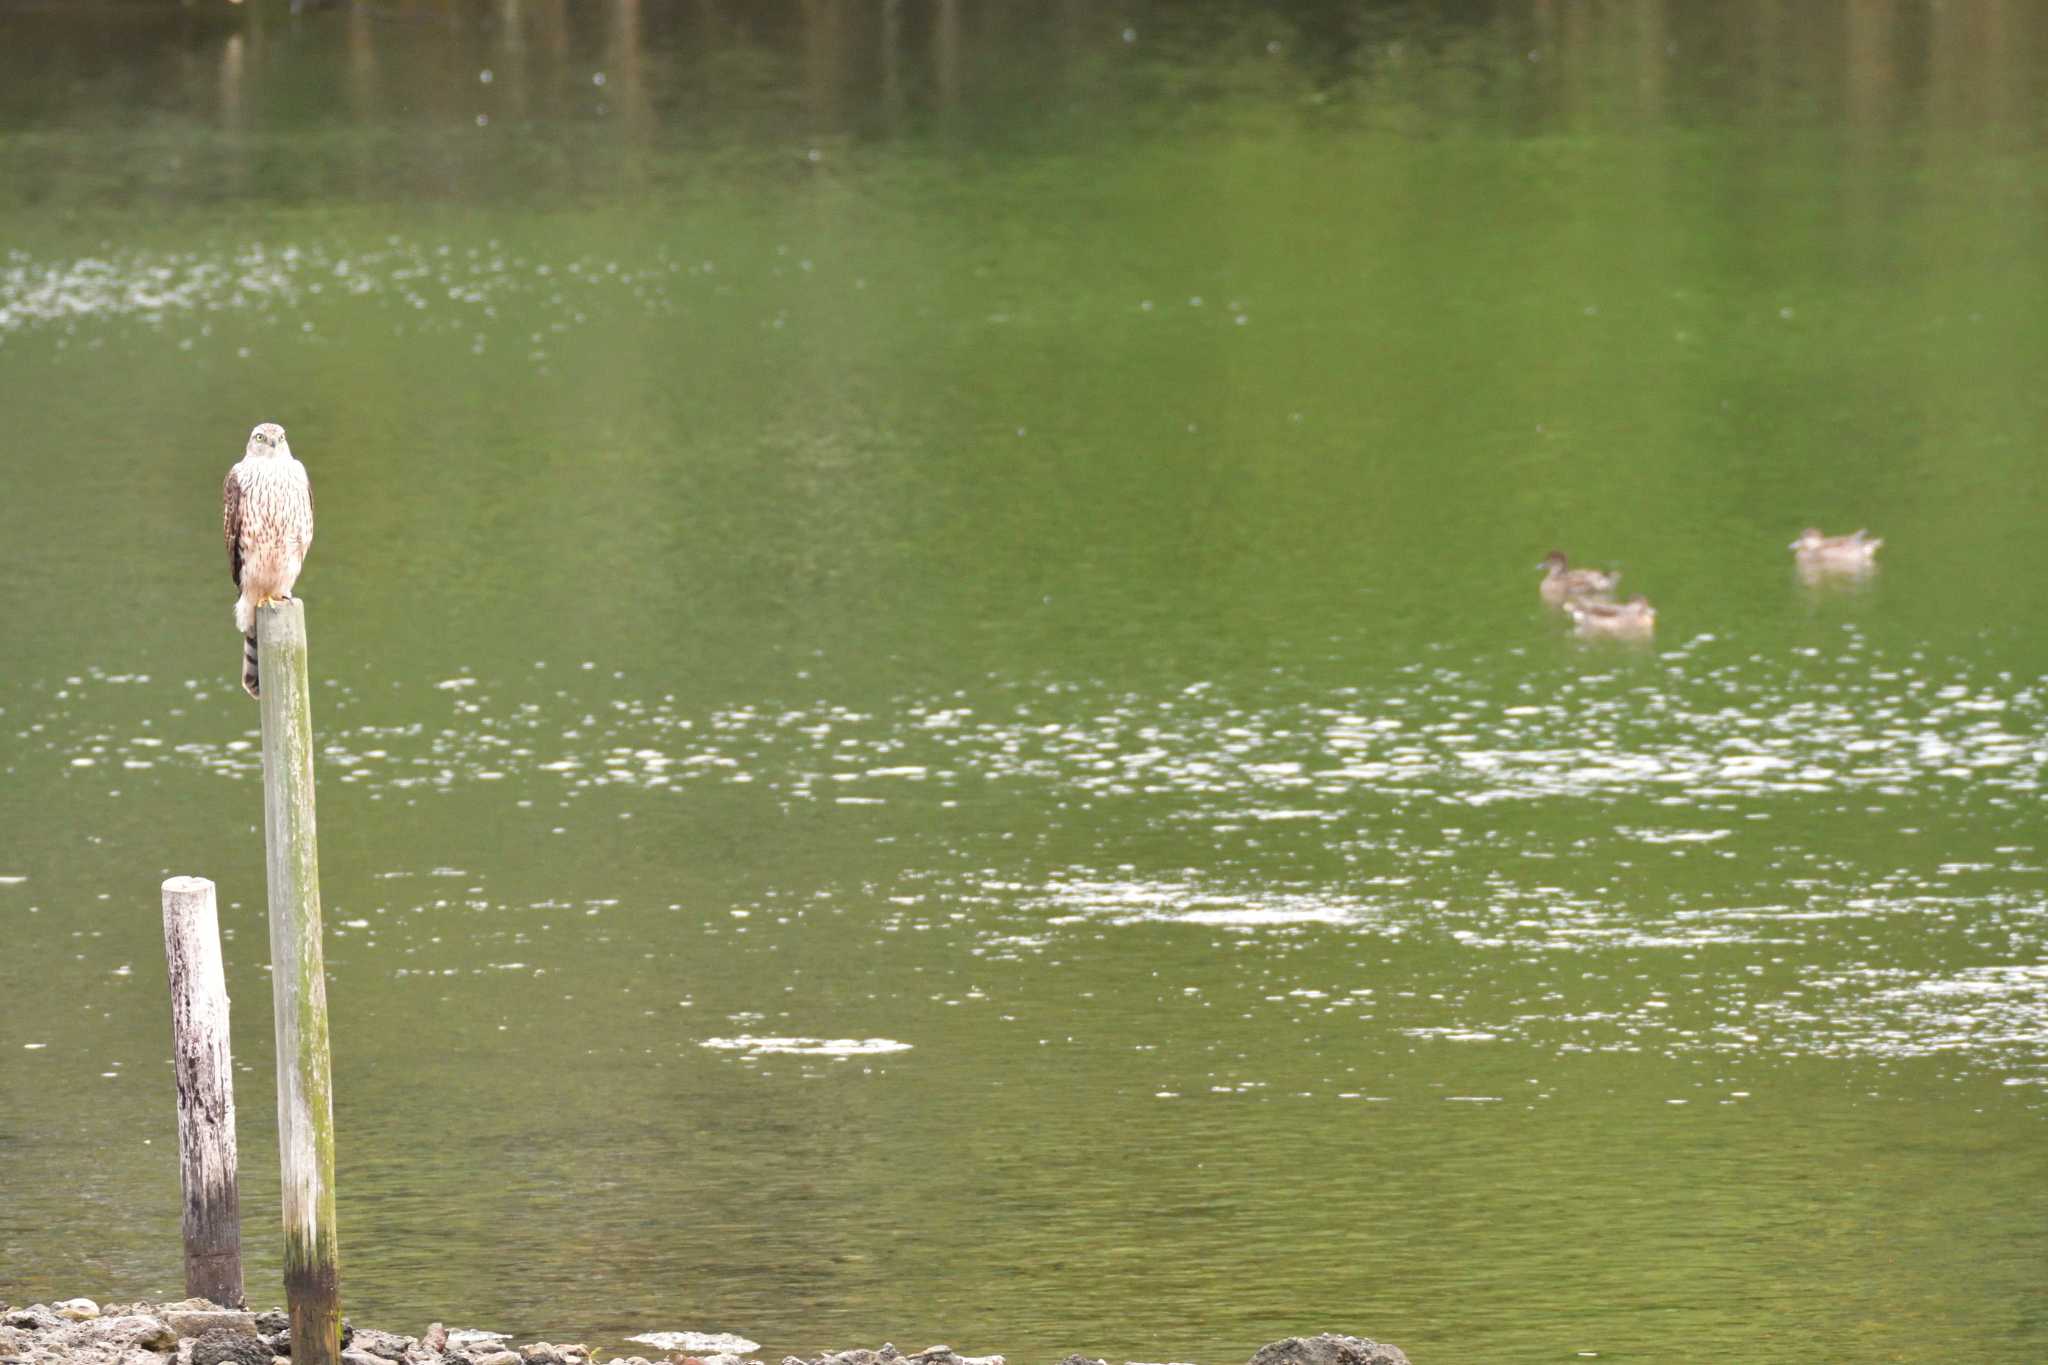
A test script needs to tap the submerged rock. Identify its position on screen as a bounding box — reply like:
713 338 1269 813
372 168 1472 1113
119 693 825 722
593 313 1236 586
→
904 1349 1003 1365
1247 1335 1411 1365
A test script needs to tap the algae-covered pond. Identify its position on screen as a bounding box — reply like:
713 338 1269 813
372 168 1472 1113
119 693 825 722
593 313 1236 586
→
2 4 2046 1361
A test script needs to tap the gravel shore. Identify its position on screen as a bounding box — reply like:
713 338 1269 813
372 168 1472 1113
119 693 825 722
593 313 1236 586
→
0 1299 1410 1365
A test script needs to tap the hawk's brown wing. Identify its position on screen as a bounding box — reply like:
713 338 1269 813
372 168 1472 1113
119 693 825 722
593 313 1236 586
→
222 465 244 588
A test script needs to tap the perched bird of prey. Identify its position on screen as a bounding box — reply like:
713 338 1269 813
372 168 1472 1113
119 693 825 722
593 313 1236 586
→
221 422 314 699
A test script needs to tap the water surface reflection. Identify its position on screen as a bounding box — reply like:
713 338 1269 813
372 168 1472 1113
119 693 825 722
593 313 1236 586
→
3 3 2047 1362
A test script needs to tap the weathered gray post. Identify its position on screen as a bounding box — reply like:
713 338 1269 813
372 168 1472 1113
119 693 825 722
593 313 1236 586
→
160 875 245 1308
255 599 341 1365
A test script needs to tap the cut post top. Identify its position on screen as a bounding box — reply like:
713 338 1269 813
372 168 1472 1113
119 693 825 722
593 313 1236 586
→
257 597 308 639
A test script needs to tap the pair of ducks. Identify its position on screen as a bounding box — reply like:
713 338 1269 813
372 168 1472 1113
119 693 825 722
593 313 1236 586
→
1538 529 1881 638
1538 552 1653 637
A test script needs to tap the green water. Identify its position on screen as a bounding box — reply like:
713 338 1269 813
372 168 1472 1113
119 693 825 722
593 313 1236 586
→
2 4 2046 1361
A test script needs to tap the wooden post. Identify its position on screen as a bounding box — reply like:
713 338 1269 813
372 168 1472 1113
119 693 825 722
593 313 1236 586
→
256 599 342 1365
161 875 245 1308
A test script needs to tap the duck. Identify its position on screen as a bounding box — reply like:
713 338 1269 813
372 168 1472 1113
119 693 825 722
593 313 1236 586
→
1538 550 1620 605
1790 527 1882 567
1565 593 1656 639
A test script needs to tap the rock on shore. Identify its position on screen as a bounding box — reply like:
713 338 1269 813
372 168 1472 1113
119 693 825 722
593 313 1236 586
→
0 1299 1409 1365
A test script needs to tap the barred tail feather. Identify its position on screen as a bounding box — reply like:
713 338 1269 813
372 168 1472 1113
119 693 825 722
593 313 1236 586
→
242 632 261 700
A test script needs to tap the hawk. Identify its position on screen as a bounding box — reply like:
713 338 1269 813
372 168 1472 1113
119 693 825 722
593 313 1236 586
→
222 421 314 699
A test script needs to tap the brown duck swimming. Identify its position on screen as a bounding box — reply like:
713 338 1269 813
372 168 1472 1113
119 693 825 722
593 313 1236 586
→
1565 593 1656 639
1790 527 1882 568
1538 550 1620 606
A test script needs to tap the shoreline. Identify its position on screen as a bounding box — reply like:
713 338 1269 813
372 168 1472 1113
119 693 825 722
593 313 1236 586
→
0 1299 1411 1365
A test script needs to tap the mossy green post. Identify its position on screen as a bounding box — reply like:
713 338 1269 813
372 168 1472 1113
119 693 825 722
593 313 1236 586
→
256 599 341 1365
